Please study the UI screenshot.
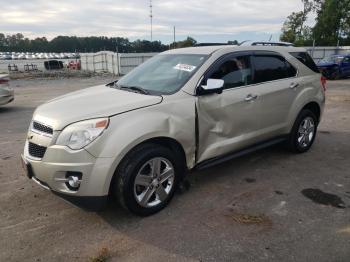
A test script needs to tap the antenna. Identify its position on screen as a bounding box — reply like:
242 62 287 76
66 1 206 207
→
149 0 153 42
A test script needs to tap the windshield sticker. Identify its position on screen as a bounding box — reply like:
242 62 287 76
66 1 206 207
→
174 64 197 72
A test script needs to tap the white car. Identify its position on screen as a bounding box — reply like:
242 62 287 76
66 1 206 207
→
0 74 14 106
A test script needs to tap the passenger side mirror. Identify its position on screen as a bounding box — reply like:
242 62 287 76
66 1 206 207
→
199 79 224 95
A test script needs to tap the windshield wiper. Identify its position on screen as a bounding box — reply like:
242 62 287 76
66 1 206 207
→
117 84 149 95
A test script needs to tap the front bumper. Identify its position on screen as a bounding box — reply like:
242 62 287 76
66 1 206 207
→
22 139 115 210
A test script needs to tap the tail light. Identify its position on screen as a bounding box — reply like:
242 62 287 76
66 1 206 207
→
321 76 327 91
0 79 9 85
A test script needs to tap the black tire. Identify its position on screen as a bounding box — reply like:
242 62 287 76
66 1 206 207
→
113 143 184 216
328 68 341 80
287 109 318 153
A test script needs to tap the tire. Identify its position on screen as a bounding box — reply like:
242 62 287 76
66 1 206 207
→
328 68 341 80
287 109 318 153
113 143 184 216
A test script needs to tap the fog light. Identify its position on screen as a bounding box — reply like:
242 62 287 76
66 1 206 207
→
65 172 82 191
68 176 80 188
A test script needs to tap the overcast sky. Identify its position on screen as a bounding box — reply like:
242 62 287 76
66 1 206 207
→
0 0 308 43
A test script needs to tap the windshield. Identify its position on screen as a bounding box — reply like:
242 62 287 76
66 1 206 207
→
320 56 344 64
117 54 208 95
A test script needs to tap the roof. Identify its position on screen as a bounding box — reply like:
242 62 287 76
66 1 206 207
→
162 45 307 56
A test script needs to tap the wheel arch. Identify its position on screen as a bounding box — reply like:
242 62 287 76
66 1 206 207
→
301 101 321 124
108 136 188 194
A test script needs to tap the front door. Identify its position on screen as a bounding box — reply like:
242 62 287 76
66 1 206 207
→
196 53 261 163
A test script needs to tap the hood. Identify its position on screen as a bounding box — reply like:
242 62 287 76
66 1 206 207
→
33 85 163 130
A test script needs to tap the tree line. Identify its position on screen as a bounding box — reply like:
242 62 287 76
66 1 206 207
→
0 34 204 53
281 0 350 46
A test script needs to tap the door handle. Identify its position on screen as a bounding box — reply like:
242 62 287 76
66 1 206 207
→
289 82 299 89
245 94 258 102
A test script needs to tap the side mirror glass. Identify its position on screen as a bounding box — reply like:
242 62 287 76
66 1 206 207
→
200 79 224 94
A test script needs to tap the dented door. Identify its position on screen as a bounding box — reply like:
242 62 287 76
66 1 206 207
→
196 53 262 163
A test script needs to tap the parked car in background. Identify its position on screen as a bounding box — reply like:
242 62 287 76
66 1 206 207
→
317 54 350 80
44 60 64 70
67 60 81 70
22 45 325 216
0 74 14 106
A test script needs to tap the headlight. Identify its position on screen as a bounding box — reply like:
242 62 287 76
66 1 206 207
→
56 118 109 150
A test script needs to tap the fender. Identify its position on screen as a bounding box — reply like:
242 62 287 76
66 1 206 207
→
84 94 197 191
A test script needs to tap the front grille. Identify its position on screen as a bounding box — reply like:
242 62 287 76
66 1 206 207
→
28 142 47 159
33 121 53 135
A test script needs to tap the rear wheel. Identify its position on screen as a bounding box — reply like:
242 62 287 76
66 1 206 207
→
329 68 341 80
287 109 318 153
113 143 183 216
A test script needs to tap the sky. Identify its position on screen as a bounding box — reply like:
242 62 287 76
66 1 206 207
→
0 0 309 44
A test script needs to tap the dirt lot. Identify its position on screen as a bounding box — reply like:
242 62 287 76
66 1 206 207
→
0 77 349 262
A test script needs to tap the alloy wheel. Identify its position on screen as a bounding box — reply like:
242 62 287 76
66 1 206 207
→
133 157 175 208
297 116 315 148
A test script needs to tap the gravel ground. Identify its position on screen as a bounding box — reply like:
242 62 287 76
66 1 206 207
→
0 77 349 262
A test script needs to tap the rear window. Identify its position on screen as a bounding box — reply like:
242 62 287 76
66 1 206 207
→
253 55 297 84
290 52 319 73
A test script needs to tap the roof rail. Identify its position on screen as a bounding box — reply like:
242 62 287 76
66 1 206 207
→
194 43 232 47
239 41 294 47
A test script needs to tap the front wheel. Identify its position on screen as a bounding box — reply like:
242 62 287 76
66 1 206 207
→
113 143 183 216
287 109 318 153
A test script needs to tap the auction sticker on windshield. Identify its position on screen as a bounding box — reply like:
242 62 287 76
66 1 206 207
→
174 64 197 72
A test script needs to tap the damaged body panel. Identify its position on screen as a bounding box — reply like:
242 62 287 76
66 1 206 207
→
196 86 261 162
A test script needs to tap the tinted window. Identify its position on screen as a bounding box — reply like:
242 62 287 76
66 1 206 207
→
208 55 253 89
290 52 319 73
253 55 295 84
286 60 297 78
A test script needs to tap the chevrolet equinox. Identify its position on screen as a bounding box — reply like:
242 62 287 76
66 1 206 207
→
22 45 326 216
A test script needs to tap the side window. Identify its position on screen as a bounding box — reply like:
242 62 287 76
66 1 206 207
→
289 52 319 73
208 55 253 89
253 55 292 84
285 60 297 78
254 55 297 83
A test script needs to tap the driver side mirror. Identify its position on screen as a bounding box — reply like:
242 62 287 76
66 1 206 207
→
199 79 224 95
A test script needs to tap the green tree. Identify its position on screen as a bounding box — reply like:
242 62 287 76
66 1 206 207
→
170 37 197 49
313 0 350 45
281 0 350 46
280 0 313 44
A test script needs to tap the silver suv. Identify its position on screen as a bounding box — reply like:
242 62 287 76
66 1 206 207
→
22 46 326 216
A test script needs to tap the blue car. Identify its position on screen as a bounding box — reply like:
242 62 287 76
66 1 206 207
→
317 54 350 80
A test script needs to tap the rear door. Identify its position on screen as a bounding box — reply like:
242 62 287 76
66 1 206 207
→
251 52 299 139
